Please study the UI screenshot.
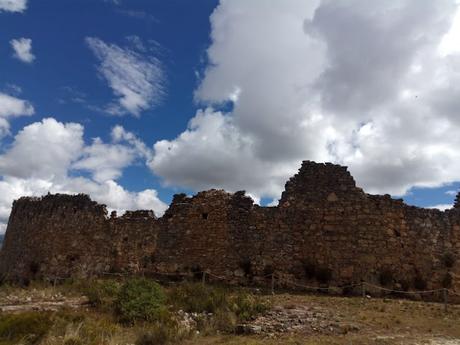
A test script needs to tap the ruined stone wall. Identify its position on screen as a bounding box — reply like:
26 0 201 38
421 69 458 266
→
0 161 459 295
0 195 159 283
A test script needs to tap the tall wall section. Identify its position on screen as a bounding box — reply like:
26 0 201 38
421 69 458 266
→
0 161 459 295
0 194 159 282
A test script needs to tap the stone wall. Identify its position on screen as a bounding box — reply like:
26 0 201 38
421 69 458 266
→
0 161 459 296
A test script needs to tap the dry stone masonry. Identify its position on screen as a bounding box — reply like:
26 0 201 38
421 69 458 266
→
0 161 459 296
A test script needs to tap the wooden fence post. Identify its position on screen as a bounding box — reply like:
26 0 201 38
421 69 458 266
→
443 288 448 313
202 271 206 286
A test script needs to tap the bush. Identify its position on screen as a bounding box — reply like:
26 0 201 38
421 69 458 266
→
168 283 227 314
168 283 269 334
115 278 167 324
230 292 270 321
0 312 52 344
84 279 120 308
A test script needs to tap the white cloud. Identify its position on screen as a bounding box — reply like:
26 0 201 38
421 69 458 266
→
150 108 294 198
428 204 453 211
0 0 27 12
150 0 460 200
74 126 152 183
73 138 136 182
10 38 35 63
86 36 165 116
0 118 167 233
0 92 34 137
0 92 34 118
439 5 460 56
446 190 459 196
0 118 84 179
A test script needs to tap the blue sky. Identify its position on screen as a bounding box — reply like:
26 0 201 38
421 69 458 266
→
1 0 460 232
2 0 217 200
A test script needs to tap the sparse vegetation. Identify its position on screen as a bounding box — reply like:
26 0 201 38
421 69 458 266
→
83 279 120 308
0 312 52 345
135 322 187 345
0 278 459 344
168 282 269 324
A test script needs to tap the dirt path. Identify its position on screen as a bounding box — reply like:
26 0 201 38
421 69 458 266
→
0 296 89 313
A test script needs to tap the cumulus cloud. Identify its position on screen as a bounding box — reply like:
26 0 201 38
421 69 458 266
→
150 0 460 201
74 125 152 182
86 36 165 116
0 119 84 179
0 92 34 137
0 0 27 12
0 118 167 233
0 92 34 118
10 38 35 63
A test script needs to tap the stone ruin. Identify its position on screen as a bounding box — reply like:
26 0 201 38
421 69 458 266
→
0 161 459 297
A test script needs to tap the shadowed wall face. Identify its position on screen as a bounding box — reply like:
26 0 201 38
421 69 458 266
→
0 161 459 294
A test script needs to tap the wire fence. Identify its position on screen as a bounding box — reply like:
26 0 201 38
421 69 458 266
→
96 269 460 309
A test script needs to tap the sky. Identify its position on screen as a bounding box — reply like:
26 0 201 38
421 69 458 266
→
1 0 460 233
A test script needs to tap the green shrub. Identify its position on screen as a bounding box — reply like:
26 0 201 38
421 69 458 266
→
168 283 227 314
168 283 269 334
230 292 270 321
84 279 120 308
0 312 52 344
115 278 167 324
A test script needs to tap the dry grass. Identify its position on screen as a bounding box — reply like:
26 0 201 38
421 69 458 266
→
0 280 459 344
